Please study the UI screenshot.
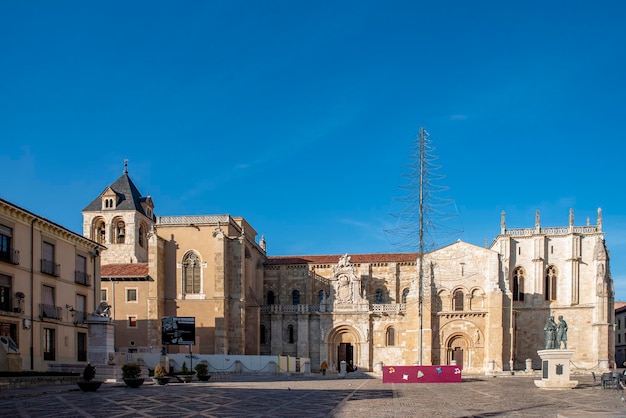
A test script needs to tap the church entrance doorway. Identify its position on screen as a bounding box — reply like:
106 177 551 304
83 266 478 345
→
327 324 362 372
337 342 354 371
447 335 468 369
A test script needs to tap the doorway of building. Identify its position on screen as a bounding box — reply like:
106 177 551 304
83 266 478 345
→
338 342 354 372
453 347 464 369
447 335 468 369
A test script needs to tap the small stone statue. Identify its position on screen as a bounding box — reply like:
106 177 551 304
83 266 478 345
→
544 316 557 349
557 315 568 349
92 301 111 318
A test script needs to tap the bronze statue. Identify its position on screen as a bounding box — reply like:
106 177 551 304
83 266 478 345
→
557 315 568 349
544 316 557 349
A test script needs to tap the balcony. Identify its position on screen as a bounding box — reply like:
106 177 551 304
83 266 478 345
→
371 303 407 314
41 259 60 276
0 247 19 265
39 304 62 320
73 310 88 325
74 271 91 286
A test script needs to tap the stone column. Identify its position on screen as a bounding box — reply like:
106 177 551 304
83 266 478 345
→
86 319 116 366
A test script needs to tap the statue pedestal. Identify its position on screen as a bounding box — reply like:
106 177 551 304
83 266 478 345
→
86 318 115 366
534 349 577 390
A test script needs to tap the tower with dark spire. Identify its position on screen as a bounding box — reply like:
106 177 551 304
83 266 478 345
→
82 161 155 264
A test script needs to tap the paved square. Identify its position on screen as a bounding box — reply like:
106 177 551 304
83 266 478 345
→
0 373 625 417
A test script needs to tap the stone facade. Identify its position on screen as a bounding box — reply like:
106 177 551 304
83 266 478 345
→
82 172 614 373
261 210 613 373
83 173 266 357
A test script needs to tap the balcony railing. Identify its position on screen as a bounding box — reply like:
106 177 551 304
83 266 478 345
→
74 271 91 286
371 303 406 314
0 248 19 265
41 259 60 276
39 304 62 320
73 310 88 325
261 303 407 314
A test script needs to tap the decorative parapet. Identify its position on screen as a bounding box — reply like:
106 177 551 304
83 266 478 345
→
260 304 320 314
504 226 599 236
261 303 408 314
156 215 231 225
371 303 406 314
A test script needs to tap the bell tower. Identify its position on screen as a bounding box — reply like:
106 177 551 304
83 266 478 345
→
81 161 155 265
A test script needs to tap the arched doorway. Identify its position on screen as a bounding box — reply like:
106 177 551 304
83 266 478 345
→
447 335 469 369
326 325 362 372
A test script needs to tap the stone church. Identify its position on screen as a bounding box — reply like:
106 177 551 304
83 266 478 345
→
82 169 614 373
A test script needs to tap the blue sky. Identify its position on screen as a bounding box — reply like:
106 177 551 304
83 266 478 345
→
2 1 625 299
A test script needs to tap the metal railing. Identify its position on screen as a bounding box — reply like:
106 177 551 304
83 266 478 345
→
74 271 91 286
39 303 62 320
41 259 60 276
0 248 19 265
73 310 88 325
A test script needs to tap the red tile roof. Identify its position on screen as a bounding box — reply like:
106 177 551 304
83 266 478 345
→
266 253 419 265
101 263 149 277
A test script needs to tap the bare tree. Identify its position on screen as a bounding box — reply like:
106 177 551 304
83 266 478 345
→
386 127 461 252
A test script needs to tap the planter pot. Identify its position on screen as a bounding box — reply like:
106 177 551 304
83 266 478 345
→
77 380 102 392
197 375 211 382
176 374 194 383
123 378 145 388
153 377 170 385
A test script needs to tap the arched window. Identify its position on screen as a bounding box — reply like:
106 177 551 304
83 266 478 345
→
318 289 325 303
260 324 267 344
470 289 483 310
267 291 275 305
545 265 557 301
183 252 201 294
375 289 383 304
95 220 106 244
513 267 525 301
402 288 409 304
292 290 300 305
138 225 145 248
288 325 295 344
386 327 395 346
453 289 464 311
115 221 125 244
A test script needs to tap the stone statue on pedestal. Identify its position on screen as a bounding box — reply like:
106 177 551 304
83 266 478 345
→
543 316 557 349
556 315 568 349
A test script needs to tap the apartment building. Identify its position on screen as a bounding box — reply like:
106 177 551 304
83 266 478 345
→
0 197 104 371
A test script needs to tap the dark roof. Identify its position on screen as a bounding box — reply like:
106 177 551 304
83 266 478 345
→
266 253 419 265
82 173 152 218
101 263 149 278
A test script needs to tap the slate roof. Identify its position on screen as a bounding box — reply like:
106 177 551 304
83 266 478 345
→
82 172 153 219
101 263 150 278
265 253 419 265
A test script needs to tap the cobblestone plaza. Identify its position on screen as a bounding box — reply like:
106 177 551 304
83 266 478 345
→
0 373 625 417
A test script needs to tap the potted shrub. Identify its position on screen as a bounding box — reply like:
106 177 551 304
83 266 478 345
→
195 363 211 382
77 363 102 392
153 363 170 385
122 363 144 388
175 361 195 383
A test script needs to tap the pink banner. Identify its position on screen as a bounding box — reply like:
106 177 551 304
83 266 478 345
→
382 365 462 383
